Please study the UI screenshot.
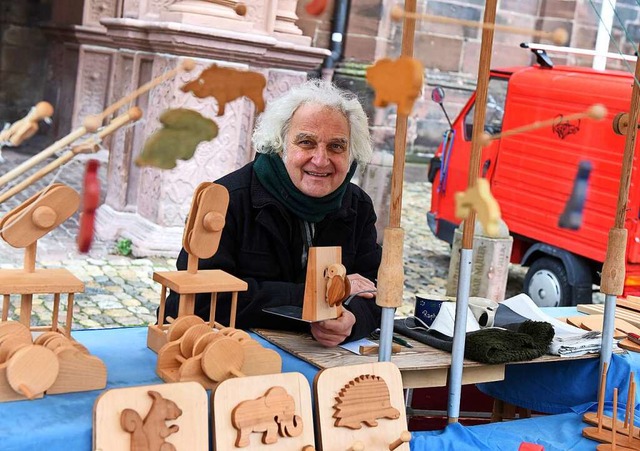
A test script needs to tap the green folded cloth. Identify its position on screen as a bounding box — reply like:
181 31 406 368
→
464 320 555 364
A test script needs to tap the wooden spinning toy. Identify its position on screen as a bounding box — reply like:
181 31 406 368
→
156 315 281 389
314 362 410 450
212 372 315 450
94 381 208 451
301 247 349 322
148 182 248 352
0 184 83 335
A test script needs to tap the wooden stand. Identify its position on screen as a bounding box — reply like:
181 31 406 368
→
212 372 315 450
148 182 248 352
314 362 410 450
0 185 106 401
94 381 208 451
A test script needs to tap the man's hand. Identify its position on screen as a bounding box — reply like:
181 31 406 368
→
347 273 376 299
311 310 356 347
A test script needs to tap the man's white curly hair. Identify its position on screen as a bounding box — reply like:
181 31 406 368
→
251 79 373 166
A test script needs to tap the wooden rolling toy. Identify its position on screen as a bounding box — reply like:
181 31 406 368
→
156 316 281 389
314 362 410 450
148 182 248 352
0 101 53 147
212 372 315 450
94 381 208 451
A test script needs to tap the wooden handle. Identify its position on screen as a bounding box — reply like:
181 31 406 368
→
376 227 405 308
359 344 401 355
601 228 627 295
391 7 568 45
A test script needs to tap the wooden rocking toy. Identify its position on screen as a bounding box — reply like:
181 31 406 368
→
148 182 248 352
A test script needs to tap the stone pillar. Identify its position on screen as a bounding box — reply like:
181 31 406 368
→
273 0 310 45
161 0 248 30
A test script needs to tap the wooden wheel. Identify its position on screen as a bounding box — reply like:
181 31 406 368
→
0 335 30 363
167 315 204 342
7 345 59 399
192 330 221 357
0 321 32 342
200 338 244 381
179 323 214 358
34 331 63 346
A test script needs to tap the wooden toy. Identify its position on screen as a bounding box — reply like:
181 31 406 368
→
0 101 53 147
564 315 640 339
156 318 281 389
148 182 247 352
305 0 328 15
454 178 501 237
0 184 82 334
94 381 208 451
365 56 424 116
315 362 410 450
77 159 100 253
181 64 266 116
301 247 347 322
135 109 218 169
212 372 315 450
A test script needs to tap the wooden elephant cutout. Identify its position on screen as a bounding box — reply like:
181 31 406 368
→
231 386 303 447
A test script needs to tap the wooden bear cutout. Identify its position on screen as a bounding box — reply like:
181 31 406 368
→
120 390 183 451
231 386 303 448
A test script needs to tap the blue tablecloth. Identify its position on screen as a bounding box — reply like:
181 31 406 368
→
0 325 638 450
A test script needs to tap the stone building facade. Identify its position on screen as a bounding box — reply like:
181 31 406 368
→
1 0 637 255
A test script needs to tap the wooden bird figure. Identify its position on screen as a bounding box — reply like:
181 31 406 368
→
0 101 54 147
324 264 350 307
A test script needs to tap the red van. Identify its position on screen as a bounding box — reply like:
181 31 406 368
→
427 54 640 307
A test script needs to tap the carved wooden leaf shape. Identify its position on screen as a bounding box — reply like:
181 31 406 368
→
136 109 218 170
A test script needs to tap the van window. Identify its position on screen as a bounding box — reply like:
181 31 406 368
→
464 77 508 140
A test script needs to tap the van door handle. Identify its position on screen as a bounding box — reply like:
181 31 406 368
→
482 159 491 177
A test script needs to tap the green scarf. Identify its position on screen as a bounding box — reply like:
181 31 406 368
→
253 153 357 222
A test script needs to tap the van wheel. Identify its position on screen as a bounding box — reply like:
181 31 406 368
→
523 257 571 307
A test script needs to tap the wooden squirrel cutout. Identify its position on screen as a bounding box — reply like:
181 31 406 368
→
121 390 183 451
231 386 303 448
148 182 248 353
333 374 400 429
181 64 266 116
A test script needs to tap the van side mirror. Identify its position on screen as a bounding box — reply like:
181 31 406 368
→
431 87 445 104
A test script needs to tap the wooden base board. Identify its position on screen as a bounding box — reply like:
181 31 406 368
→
577 304 640 329
583 426 638 444
583 412 640 437
315 361 410 451
618 338 640 353
94 381 208 451
596 443 637 450
212 372 315 451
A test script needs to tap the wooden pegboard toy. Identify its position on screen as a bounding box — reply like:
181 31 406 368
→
212 372 315 450
0 321 105 402
148 182 248 352
156 315 281 389
94 381 208 451
314 361 411 450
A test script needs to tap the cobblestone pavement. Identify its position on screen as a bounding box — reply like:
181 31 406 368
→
0 148 526 329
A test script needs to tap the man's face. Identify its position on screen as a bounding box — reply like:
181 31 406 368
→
283 103 351 198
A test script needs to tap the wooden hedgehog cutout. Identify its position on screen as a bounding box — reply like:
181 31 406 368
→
181 65 266 116
333 374 400 429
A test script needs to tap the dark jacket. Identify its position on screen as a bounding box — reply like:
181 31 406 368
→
163 161 382 342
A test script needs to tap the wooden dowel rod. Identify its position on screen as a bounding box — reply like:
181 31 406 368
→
157 285 167 327
18 383 35 400
0 127 88 189
598 361 609 423
391 7 568 45
51 293 60 331
83 59 194 129
611 388 618 446
389 431 411 450
65 292 74 338
2 294 9 321
0 107 142 204
230 367 245 378
480 104 607 146
229 292 238 329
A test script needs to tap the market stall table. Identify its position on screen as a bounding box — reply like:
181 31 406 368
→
0 325 636 451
